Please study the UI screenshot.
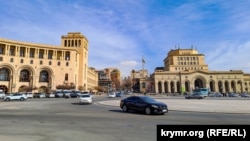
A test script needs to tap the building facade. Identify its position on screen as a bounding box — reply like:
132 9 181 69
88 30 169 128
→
0 32 89 93
152 48 250 94
87 67 98 91
97 68 121 92
131 69 148 93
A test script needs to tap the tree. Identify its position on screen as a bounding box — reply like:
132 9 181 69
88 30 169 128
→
22 86 33 92
121 77 132 91
78 86 85 91
56 83 76 90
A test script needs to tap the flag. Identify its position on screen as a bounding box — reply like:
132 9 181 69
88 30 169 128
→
142 58 145 63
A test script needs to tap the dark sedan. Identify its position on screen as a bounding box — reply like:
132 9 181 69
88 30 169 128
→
185 93 204 99
120 96 168 115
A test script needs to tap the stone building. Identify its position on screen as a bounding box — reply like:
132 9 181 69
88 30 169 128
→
153 48 250 94
97 68 121 92
0 32 91 93
87 67 98 91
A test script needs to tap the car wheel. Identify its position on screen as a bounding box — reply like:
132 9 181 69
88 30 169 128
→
122 105 129 112
5 98 10 101
20 97 24 101
145 107 151 115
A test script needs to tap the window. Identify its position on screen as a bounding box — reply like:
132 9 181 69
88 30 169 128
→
30 60 33 64
20 48 25 57
65 73 68 81
48 51 53 59
40 60 43 65
0 57 2 61
64 40 67 47
20 59 24 63
0 68 9 81
49 61 52 65
66 62 69 66
10 48 15 56
10 58 14 62
0 47 4 54
39 50 44 59
65 52 70 60
58 62 60 66
19 69 30 82
39 70 49 82
30 49 35 58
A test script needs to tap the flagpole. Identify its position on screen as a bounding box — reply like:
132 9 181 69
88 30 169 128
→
142 56 145 77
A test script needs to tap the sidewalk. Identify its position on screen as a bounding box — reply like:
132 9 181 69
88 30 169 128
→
97 96 250 114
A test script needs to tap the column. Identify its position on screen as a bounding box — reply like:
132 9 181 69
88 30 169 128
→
35 48 38 58
27 47 30 58
155 80 159 93
228 81 232 93
174 81 177 93
161 81 164 93
16 46 20 57
6 44 10 56
167 81 170 93
45 49 48 59
62 51 65 61
53 50 56 60
222 81 225 93
214 81 218 92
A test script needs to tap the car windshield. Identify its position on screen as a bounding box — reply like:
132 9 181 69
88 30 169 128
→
81 95 90 98
140 96 157 103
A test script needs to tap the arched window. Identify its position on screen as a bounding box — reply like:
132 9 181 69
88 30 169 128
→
19 69 30 82
39 70 49 82
0 68 9 81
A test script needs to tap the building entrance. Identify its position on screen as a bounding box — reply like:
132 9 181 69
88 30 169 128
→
194 79 204 89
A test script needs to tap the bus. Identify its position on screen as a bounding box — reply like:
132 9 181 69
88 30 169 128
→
193 88 210 97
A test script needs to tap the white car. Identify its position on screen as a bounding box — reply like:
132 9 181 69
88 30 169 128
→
0 92 5 99
4 93 28 101
46 93 55 98
79 94 92 104
26 92 33 98
108 92 116 98
33 93 46 98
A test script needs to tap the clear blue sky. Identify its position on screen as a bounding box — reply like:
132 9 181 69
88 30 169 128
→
0 0 250 77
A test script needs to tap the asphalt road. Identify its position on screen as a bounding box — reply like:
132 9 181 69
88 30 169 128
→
0 96 249 141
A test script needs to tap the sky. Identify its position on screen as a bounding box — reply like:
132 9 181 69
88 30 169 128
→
0 0 250 77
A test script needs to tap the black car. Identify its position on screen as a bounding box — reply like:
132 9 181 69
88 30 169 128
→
120 96 168 115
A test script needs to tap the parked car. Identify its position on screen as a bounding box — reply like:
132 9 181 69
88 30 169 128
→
46 92 55 98
185 93 204 99
209 92 223 97
108 92 116 98
116 92 123 97
63 90 72 98
33 93 46 98
55 92 64 98
26 92 33 98
4 93 28 101
72 90 82 97
228 93 239 97
0 90 6 99
120 96 168 115
68 93 78 98
241 93 250 98
79 94 93 104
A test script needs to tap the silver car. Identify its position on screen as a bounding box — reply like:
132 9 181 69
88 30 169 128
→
79 94 92 104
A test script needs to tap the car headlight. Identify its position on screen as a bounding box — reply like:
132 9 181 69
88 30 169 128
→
151 105 159 108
